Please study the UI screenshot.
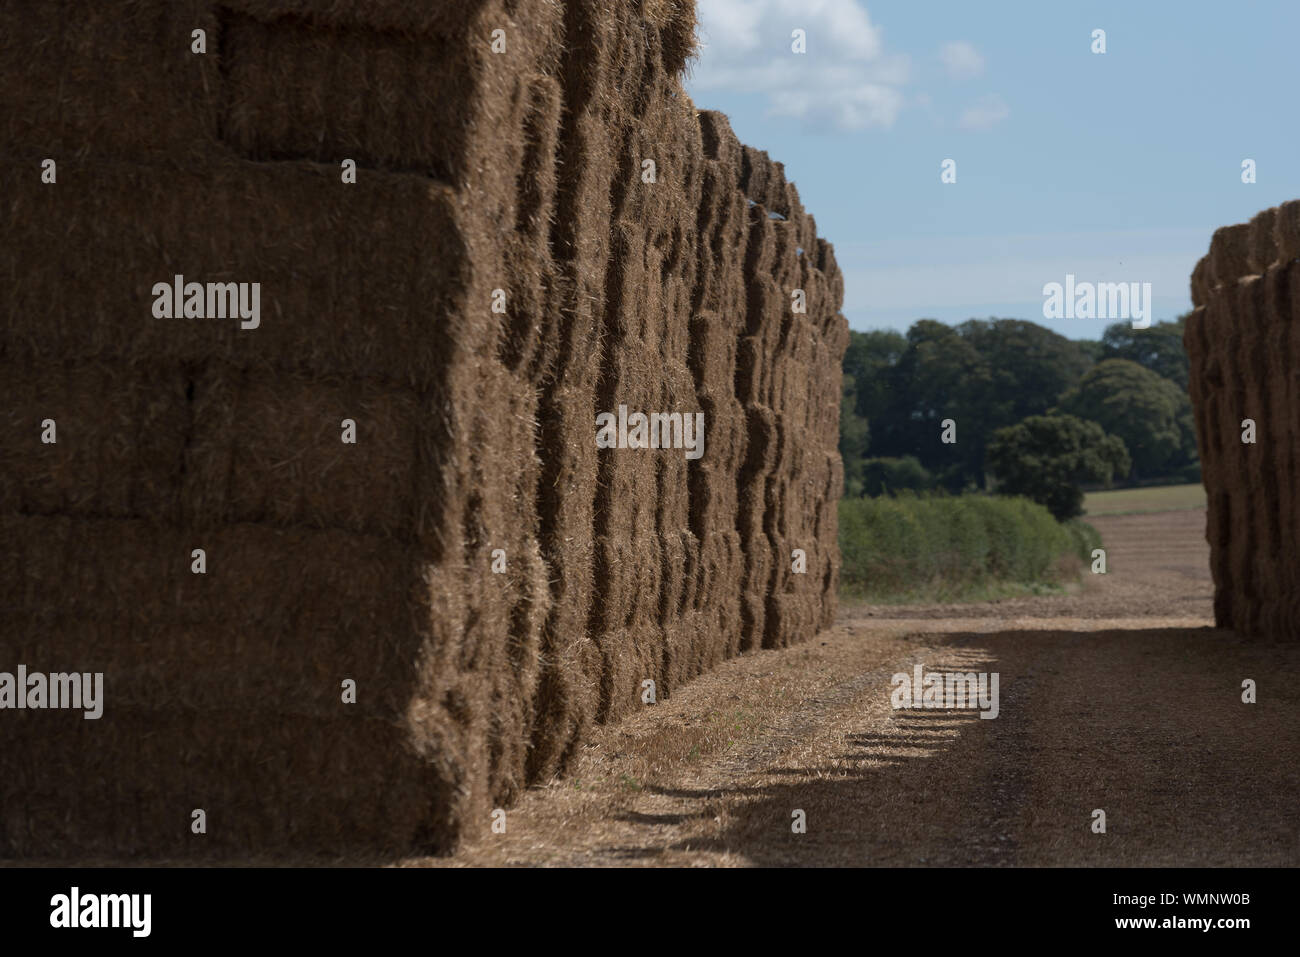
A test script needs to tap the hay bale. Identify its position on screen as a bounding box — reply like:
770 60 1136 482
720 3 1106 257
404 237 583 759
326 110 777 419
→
218 0 510 38
0 0 219 164
1275 200 1300 262
524 379 601 781
1234 279 1280 599
2 157 472 387
180 363 428 540
0 0 560 176
220 10 475 181
1191 255 1211 307
3 515 426 684
1209 223 1252 288
0 708 458 859
0 359 188 521
0 510 552 849
1248 208 1278 274
1187 206 1300 637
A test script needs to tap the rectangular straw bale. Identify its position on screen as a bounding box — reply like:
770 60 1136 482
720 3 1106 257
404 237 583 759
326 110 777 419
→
0 358 188 521
497 77 564 374
524 380 601 780
1235 278 1282 601
2 514 425 651
180 362 427 540
691 168 749 317
735 402 779 649
5 615 413 717
219 0 563 188
1 157 472 388
594 617 666 725
215 0 482 35
0 708 459 859
658 609 708 692
1 513 545 844
218 10 471 180
589 338 660 615
417 350 549 805
649 372 701 622
1283 267 1300 583
0 0 219 163
695 526 744 619
765 592 823 651
412 557 515 821
0 0 561 173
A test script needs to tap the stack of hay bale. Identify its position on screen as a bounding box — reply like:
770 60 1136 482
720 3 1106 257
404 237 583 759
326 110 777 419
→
1185 200 1300 639
0 0 847 859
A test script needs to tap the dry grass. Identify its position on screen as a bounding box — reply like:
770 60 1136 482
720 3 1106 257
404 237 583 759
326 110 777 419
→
1083 483 1206 515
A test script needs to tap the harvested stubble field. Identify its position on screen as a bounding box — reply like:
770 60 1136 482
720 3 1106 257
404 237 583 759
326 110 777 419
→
420 506 1300 867
1083 483 1207 516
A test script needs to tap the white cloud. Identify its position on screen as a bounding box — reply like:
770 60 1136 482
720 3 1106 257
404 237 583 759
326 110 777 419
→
939 41 985 81
689 0 909 130
957 93 1009 131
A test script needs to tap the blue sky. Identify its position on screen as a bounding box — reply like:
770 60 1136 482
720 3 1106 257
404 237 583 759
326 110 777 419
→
683 0 1300 340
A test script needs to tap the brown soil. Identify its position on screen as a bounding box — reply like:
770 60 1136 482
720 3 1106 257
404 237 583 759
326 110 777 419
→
414 508 1300 866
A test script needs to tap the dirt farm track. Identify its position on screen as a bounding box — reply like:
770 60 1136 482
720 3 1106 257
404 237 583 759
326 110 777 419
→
418 508 1300 867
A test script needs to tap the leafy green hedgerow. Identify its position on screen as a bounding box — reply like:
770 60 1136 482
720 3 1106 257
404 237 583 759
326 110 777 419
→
838 492 1100 602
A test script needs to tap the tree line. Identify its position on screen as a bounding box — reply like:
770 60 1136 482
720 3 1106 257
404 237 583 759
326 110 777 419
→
839 316 1198 520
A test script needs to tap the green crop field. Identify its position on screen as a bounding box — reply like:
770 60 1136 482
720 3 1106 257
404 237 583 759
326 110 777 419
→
1083 483 1206 515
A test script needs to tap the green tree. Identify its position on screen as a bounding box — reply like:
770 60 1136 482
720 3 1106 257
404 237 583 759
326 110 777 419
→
839 374 870 496
843 328 907 423
1100 316 1190 389
1075 338 1105 364
956 318 1095 426
842 319 1118 495
987 415 1131 521
840 329 906 494
873 320 993 490
860 456 932 496
1056 358 1189 479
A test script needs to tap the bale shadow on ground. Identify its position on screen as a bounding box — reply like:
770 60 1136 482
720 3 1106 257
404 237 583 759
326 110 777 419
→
616 627 1300 867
